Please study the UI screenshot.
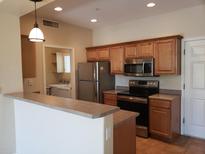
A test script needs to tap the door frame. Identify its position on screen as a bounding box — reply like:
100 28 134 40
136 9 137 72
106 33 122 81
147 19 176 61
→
42 44 76 98
182 36 205 136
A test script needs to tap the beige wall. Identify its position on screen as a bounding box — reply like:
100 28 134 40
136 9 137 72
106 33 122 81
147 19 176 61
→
93 5 205 90
0 13 23 154
20 14 92 95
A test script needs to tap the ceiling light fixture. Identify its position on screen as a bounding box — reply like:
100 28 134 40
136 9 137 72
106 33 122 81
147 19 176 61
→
147 2 156 8
28 0 45 42
54 7 63 12
90 19 98 23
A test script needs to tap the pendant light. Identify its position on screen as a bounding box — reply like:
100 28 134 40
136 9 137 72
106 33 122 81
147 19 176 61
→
29 0 45 42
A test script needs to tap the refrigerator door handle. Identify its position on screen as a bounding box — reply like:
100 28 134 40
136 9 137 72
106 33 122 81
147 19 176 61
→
93 67 96 81
96 82 100 103
93 82 100 102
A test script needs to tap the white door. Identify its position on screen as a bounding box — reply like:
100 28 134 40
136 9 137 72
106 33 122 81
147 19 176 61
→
185 39 205 139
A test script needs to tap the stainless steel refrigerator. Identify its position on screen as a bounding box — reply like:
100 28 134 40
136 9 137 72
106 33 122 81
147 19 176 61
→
77 62 115 103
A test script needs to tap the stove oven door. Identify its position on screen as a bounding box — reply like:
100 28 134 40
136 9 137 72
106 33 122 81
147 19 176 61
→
117 95 149 138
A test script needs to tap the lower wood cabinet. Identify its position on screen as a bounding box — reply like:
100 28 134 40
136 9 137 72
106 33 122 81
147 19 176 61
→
149 95 181 142
104 93 117 106
149 107 171 137
110 46 124 74
114 111 136 154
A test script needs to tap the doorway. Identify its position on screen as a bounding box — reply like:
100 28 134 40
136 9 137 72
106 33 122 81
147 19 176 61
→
184 38 205 139
43 46 76 99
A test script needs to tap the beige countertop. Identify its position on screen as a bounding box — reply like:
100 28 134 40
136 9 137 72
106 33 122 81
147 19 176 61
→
113 110 139 127
103 89 125 95
5 92 120 119
149 94 179 101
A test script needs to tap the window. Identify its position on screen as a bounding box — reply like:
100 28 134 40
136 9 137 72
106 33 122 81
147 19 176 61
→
64 55 71 73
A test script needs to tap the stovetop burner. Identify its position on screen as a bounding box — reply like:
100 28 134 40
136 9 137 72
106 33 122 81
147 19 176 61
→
118 80 159 98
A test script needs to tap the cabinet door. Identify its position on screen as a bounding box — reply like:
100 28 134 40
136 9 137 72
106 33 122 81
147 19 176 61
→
104 93 117 106
97 48 110 61
154 39 177 75
149 106 171 137
87 49 98 61
124 44 137 59
21 35 36 78
137 41 154 58
110 46 124 74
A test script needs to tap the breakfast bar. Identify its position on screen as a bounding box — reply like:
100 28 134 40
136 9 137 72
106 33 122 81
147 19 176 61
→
5 92 138 154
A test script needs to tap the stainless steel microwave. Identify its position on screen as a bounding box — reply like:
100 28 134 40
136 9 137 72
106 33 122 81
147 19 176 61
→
124 58 154 77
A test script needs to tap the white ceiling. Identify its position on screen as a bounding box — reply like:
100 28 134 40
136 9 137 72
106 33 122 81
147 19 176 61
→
29 0 205 29
0 0 54 16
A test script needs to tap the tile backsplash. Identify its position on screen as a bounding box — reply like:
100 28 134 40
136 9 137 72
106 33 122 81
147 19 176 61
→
115 75 182 90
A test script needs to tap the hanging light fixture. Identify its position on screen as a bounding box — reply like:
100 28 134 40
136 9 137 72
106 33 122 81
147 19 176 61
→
29 0 45 42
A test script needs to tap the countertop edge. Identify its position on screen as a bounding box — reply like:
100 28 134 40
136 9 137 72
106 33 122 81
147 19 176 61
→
5 93 120 119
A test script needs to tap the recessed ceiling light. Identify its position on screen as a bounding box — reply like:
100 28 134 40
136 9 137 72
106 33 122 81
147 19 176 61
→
90 19 98 23
147 2 156 8
54 7 63 12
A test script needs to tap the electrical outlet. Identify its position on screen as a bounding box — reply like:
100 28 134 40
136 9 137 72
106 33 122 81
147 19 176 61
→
105 127 112 141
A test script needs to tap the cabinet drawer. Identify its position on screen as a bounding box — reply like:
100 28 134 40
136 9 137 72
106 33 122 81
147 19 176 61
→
104 99 117 106
150 99 171 109
104 94 117 101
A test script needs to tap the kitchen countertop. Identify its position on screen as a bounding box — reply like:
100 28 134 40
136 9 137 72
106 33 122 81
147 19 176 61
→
5 92 120 119
149 94 179 101
113 110 139 127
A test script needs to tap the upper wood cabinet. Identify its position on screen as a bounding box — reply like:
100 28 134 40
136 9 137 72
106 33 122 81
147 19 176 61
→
86 49 98 61
137 41 154 58
110 46 124 74
97 48 110 61
21 35 36 78
154 38 181 75
124 44 137 59
87 48 110 61
86 35 182 75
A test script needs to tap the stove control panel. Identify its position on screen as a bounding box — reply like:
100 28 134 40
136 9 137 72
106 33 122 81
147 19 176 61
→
129 80 159 88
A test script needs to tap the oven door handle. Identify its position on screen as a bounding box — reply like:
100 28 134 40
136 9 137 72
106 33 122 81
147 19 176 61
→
117 95 147 104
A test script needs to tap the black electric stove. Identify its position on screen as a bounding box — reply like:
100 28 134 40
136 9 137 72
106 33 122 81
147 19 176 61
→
117 80 159 138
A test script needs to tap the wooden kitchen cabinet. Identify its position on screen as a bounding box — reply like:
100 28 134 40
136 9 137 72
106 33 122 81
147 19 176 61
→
137 41 154 58
114 110 137 154
110 46 124 74
21 35 36 78
104 93 117 106
86 49 98 61
149 94 181 142
154 38 181 75
150 106 171 137
124 44 137 59
96 48 110 61
86 35 182 75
